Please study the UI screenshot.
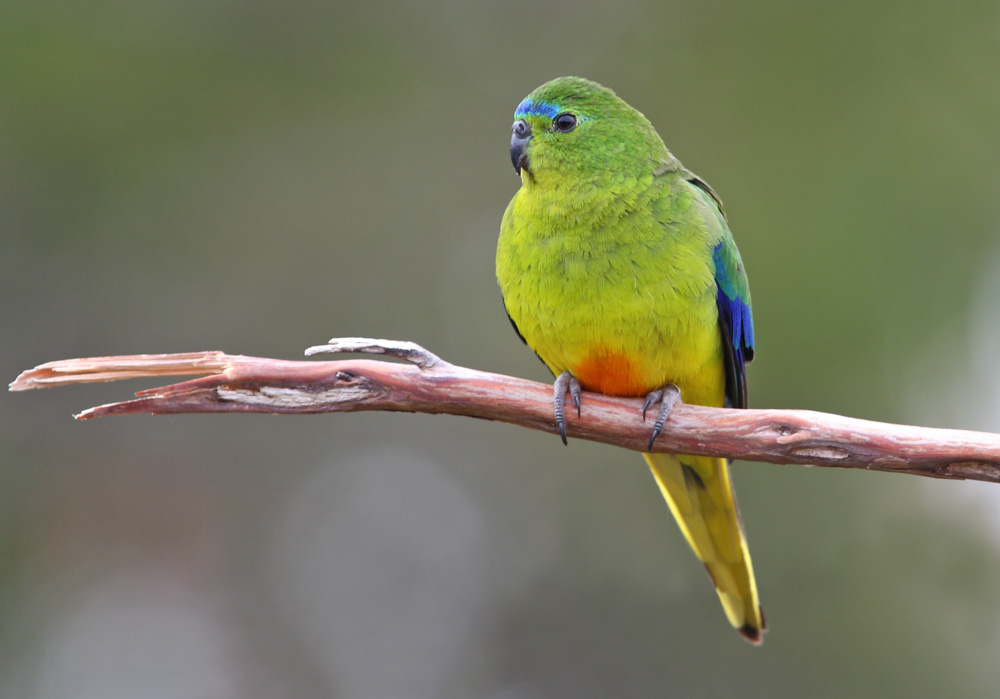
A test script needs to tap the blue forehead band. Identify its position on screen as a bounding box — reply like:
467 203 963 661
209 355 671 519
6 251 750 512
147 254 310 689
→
514 99 561 119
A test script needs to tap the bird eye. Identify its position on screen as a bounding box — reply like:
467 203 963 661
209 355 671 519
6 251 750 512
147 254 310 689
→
553 113 578 132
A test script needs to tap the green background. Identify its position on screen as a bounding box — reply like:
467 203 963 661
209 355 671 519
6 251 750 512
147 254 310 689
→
4 1 1000 696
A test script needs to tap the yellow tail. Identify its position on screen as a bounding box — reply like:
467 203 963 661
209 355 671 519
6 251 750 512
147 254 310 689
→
644 452 765 644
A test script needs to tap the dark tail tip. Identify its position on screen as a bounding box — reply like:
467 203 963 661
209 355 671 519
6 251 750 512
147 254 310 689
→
739 606 767 645
739 623 764 645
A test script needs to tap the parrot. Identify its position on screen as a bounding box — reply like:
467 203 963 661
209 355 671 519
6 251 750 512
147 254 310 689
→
496 77 765 644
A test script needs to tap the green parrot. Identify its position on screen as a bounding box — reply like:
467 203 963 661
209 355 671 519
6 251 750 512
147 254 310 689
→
496 77 765 643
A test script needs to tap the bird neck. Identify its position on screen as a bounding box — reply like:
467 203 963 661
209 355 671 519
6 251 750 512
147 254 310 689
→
513 157 674 231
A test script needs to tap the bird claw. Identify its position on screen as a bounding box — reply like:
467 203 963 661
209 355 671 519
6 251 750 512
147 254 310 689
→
644 384 681 451
642 389 662 420
553 371 581 445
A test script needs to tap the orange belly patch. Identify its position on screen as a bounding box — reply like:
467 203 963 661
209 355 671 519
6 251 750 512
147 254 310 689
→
573 350 650 397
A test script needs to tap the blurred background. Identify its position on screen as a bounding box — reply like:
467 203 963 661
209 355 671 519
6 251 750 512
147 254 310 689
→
3 1 1000 696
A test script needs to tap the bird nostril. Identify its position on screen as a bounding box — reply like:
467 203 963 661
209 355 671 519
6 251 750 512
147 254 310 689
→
512 120 531 138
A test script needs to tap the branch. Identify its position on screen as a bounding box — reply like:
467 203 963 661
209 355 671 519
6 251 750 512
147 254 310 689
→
11 337 1000 483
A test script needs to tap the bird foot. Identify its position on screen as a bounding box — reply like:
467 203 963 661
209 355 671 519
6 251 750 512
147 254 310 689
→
553 371 582 445
642 384 681 451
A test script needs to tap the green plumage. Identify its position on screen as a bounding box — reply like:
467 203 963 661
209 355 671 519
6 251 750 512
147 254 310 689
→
496 77 764 642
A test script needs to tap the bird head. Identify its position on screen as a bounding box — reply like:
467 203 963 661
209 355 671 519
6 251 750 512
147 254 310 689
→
509 77 669 187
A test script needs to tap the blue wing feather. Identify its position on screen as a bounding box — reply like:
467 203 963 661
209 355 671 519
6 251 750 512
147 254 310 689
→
712 241 754 409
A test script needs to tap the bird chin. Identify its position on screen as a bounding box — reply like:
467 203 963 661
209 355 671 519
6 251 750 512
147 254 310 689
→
518 158 535 184
517 154 532 176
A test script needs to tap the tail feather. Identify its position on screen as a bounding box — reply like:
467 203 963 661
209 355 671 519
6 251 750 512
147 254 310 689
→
643 452 765 643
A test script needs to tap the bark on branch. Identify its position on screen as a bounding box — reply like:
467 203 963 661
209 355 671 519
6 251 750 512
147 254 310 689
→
10 337 1000 484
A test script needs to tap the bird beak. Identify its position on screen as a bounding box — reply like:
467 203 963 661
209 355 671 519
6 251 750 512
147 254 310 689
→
510 119 532 175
